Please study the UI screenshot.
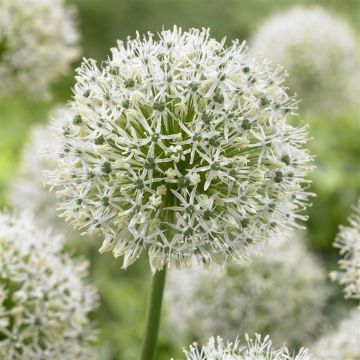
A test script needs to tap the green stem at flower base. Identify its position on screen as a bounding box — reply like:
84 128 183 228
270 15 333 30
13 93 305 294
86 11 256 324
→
140 267 167 360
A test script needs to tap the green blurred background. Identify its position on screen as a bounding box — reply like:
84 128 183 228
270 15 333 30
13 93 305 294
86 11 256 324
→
0 0 359 359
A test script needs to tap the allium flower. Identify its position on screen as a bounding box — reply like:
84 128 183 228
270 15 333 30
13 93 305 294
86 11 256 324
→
9 122 67 232
175 334 311 360
0 212 98 359
330 200 360 300
9 111 89 244
166 233 329 348
252 6 359 115
311 309 360 360
0 0 80 98
44 27 313 271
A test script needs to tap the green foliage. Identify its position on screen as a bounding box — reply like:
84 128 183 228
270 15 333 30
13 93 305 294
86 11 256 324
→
74 0 359 60
307 111 360 251
0 98 50 206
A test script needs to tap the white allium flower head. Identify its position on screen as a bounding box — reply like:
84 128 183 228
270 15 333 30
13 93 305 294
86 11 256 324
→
0 0 80 98
166 233 329 347
311 309 360 360
330 200 360 300
174 334 311 360
44 27 313 272
0 212 98 359
252 6 359 115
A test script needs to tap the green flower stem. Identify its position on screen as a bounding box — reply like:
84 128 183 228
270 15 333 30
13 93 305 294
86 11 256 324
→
140 267 167 360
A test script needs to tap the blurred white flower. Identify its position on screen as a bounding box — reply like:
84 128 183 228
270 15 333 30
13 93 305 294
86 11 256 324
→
0 0 80 98
0 212 98 359
166 233 329 347
44 27 313 272
252 6 359 115
311 309 360 360
176 334 311 360
8 110 95 248
330 200 360 300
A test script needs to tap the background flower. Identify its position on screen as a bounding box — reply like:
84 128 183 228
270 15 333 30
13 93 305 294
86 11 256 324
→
0 0 80 98
44 27 313 271
175 334 310 360
311 309 360 360
330 200 360 300
8 109 97 250
166 232 329 348
0 212 98 359
9 119 70 234
251 6 359 115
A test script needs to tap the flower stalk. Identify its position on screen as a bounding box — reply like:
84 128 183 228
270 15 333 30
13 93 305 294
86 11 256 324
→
140 267 167 360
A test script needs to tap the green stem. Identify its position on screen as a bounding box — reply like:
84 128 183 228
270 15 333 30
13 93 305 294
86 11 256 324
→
140 267 167 360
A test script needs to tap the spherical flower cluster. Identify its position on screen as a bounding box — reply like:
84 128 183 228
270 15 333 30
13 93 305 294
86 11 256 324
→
311 309 360 360
0 212 98 359
9 111 88 245
330 200 360 300
44 27 313 271
251 6 359 115
0 0 80 98
9 122 66 232
175 334 311 360
166 233 329 348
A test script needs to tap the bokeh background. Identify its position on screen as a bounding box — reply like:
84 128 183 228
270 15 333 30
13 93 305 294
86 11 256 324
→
0 0 359 359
